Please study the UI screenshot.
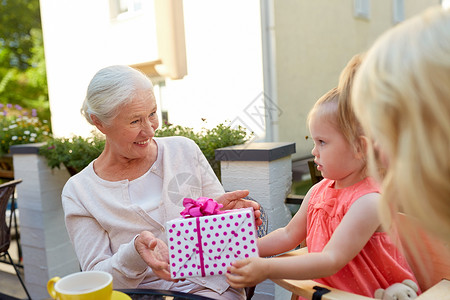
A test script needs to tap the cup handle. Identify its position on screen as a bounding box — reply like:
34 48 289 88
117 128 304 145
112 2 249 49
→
47 276 61 299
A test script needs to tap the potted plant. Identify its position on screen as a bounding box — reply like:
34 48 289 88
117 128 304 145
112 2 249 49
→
156 122 252 179
39 121 252 179
0 103 52 179
39 132 105 176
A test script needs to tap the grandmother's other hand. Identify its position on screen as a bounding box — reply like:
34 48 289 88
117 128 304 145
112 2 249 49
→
216 190 262 227
135 231 175 281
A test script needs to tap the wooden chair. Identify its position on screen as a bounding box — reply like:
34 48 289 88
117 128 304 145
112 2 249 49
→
307 160 323 185
0 179 31 300
286 159 324 206
272 213 450 299
0 155 14 180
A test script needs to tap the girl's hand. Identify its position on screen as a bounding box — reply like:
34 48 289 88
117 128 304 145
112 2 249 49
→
216 190 263 226
226 257 269 288
134 231 175 281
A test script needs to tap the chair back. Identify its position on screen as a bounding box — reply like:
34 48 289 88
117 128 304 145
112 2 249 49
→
307 160 323 185
238 195 268 238
397 212 450 291
256 202 268 238
0 179 22 253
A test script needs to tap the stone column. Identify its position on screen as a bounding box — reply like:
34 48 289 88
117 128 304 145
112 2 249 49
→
215 142 295 233
11 143 79 299
216 142 295 300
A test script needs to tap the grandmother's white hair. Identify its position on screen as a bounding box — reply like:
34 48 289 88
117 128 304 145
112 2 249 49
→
81 65 154 126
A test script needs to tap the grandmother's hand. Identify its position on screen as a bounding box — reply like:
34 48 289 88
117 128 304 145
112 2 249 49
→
216 190 263 227
135 231 175 282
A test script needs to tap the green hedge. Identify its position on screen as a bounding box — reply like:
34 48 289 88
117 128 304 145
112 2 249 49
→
39 122 252 179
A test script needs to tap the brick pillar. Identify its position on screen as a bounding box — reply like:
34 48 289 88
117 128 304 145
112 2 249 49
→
215 142 295 233
11 143 79 299
216 142 295 300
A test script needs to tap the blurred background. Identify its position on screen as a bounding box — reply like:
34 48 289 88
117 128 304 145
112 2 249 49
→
1 0 445 196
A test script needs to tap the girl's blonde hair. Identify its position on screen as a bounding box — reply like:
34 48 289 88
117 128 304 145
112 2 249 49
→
352 6 450 243
307 87 340 130
308 54 365 156
337 54 365 153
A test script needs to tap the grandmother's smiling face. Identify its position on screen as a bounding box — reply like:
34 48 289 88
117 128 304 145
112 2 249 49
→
103 88 159 160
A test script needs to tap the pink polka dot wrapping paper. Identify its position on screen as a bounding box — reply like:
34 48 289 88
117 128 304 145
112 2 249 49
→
165 207 259 279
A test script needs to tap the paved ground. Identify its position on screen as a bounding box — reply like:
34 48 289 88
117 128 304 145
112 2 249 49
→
0 239 28 299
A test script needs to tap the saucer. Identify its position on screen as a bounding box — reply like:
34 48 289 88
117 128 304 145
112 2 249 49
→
112 290 132 300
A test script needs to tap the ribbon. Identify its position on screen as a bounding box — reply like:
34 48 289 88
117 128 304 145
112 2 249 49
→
180 197 224 218
180 197 224 277
195 217 205 277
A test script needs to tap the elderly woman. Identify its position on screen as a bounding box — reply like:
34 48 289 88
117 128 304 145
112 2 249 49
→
62 65 260 299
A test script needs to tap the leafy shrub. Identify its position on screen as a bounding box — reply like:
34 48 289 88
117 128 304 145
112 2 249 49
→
39 121 252 179
156 122 252 179
39 133 105 176
0 103 52 156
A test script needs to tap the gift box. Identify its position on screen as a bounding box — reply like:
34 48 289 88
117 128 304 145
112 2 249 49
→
166 198 259 279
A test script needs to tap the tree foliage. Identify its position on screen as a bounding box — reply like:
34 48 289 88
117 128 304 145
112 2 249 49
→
0 0 42 70
0 0 50 121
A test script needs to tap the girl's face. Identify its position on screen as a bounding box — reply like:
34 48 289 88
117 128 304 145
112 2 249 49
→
309 112 363 186
101 89 159 160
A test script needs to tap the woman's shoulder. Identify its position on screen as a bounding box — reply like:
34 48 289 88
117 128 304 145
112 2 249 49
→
155 135 196 146
154 136 199 152
63 161 98 193
66 161 94 180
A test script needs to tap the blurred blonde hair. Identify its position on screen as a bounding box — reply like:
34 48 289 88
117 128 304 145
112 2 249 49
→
352 6 450 243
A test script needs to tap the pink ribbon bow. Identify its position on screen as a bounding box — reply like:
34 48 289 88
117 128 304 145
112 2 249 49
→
180 197 224 218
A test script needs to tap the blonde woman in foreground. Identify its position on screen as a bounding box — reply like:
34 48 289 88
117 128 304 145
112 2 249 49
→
352 5 450 245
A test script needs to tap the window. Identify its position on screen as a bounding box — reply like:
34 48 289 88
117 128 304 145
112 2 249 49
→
354 0 370 20
393 0 405 24
443 0 450 9
110 0 144 20
119 0 142 14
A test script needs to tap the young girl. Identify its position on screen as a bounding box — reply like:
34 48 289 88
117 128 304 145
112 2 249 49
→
226 58 418 297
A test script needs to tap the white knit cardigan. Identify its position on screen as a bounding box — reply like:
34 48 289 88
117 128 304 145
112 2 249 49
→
62 136 231 293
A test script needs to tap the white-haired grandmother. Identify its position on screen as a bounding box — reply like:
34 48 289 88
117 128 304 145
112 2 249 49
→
62 65 260 300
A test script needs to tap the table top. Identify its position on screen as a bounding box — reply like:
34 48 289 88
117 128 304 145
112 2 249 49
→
117 289 214 300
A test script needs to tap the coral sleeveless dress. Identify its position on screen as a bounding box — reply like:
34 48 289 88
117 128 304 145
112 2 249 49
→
305 177 418 297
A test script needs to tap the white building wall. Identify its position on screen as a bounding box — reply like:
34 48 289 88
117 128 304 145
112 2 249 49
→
162 1 264 136
40 0 265 139
273 0 440 159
